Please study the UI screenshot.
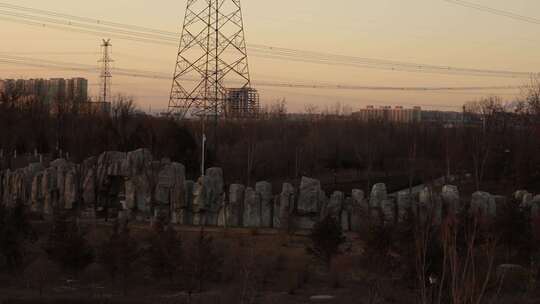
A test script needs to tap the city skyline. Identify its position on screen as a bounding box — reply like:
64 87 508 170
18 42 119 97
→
1 0 539 112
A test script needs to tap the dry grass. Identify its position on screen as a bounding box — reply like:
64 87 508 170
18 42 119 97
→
3 223 540 304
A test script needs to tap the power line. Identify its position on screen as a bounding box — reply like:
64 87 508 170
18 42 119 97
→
0 15 177 46
0 9 178 41
254 81 520 92
0 54 173 79
0 54 522 92
0 51 98 55
248 51 532 78
0 56 519 110
0 2 537 79
443 0 540 25
261 87 502 109
0 2 177 36
250 45 529 77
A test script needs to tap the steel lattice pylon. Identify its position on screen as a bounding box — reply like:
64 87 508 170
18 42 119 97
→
99 39 113 103
168 0 257 119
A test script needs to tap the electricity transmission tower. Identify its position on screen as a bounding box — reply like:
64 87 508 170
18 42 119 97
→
168 0 259 120
99 39 113 103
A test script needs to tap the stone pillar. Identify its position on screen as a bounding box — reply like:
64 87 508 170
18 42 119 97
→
351 189 366 208
256 181 273 228
127 148 152 176
514 190 528 203
205 168 224 225
369 183 387 224
369 183 387 209
396 191 413 223
381 198 397 224
297 177 323 214
155 162 186 223
341 197 353 232
322 191 344 220
243 187 260 228
180 180 194 225
83 169 96 208
125 180 136 210
227 184 245 227
470 191 496 219
419 187 442 225
64 170 77 210
42 167 57 215
531 198 540 219
441 185 460 217
192 177 207 225
31 172 43 213
522 192 534 208
217 206 226 227
274 183 295 229
350 189 368 231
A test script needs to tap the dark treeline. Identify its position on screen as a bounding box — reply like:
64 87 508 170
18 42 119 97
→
215 94 540 193
0 93 199 175
2 83 540 192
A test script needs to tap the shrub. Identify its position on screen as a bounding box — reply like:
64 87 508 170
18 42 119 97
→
307 215 346 270
44 214 93 275
145 218 183 282
0 204 35 273
184 228 224 292
99 222 140 294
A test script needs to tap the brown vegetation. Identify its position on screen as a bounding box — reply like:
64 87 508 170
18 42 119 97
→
1 204 540 304
2 81 540 303
2 82 540 195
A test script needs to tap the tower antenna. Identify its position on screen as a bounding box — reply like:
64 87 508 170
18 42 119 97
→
99 39 113 103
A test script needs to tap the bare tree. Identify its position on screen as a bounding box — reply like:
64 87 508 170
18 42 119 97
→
304 104 319 119
111 94 138 120
184 228 223 292
260 98 287 120
407 123 419 192
111 94 139 151
463 97 505 190
521 77 540 117
416 214 499 304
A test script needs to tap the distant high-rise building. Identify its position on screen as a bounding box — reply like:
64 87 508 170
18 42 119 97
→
421 110 464 124
225 87 260 118
0 77 88 105
353 106 422 123
352 105 468 125
48 78 66 103
65 78 88 103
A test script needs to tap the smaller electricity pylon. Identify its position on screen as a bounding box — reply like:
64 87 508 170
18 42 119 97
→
99 39 113 103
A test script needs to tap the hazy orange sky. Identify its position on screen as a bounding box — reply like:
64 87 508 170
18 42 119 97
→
1 0 539 112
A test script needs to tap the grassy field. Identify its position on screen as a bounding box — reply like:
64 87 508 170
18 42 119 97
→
0 222 413 304
3 221 540 304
